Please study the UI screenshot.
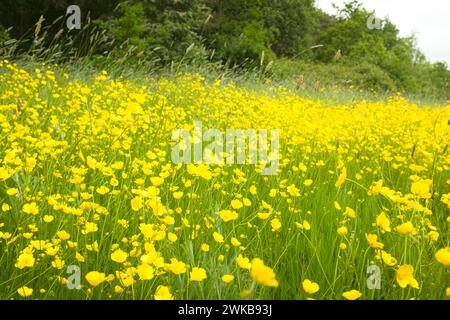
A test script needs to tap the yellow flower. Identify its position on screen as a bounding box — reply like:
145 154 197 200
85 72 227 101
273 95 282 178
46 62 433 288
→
17 286 33 297
6 188 18 196
75 252 85 263
303 179 313 186
365 233 384 249
117 270 136 287
376 212 391 232
213 232 224 243
378 250 397 266
368 180 383 196
271 218 281 231
334 201 342 210
335 167 347 187
231 199 243 210
96 185 109 195
201 243 210 252
342 289 362 300
236 254 251 269
258 212 271 220
217 210 239 222
296 220 311 231
344 207 356 218
56 230 70 240
154 285 174 300
150 176 164 186
287 184 300 197
302 279 319 294
82 222 98 234
23 202 39 215
168 232 178 242
190 267 207 282
111 249 128 263
15 251 35 269
52 257 65 269
164 258 187 275
396 265 419 289
428 231 439 241
231 237 241 247
395 221 414 235
131 196 143 211
173 191 183 199
85 271 106 287
337 226 348 236
137 264 155 280
139 223 155 239
250 258 278 287
410 179 432 199
222 274 235 283
435 247 450 266
43 215 54 223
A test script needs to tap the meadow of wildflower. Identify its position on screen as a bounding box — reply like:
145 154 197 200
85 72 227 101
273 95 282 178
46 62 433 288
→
0 60 449 300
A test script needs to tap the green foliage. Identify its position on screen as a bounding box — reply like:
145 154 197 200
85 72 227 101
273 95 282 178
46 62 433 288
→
313 0 449 98
203 0 275 66
0 0 448 99
0 25 9 44
272 58 397 93
98 0 210 63
262 0 322 58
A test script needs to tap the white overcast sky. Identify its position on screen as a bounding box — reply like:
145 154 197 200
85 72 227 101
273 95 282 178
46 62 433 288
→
315 0 450 65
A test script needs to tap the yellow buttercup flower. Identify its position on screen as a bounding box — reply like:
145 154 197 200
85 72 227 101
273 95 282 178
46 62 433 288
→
217 210 239 222
335 167 347 187
395 221 414 235
411 179 432 199
213 232 224 243
137 263 155 280
17 286 33 297
337 226 348 236
6 188 18 196
85 271 106 287
23 202 39 215
396 265 419 289
130 196 143 211
342 290 362 300
222 274 235 283
231 199 243 210
302 279 320 294
378 250 397 266
111 249 128 263
344 207 356 218
366 233 384 249
190 267 207 282
271 218 281 231
376 212 391 232
236 254 251 269
164 258 187 275
435 247 450 266
154 285 174 300
15 251 35 269
250 258 278 287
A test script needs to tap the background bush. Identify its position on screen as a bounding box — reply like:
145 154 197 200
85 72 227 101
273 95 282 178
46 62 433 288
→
0 0 448 100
